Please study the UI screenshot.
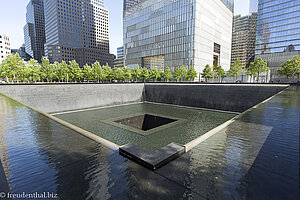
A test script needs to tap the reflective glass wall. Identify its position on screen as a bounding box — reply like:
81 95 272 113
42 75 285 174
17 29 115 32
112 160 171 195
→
256 0 300 55
124 0 195 70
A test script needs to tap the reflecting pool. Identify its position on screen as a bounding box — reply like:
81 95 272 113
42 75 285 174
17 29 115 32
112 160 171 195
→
54 103 237 151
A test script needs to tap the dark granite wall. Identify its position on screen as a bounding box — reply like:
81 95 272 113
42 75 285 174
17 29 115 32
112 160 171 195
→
144 84 289 112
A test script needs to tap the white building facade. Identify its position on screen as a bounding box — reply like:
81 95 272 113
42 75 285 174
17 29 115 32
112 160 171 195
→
124 0 233 78
0 34 11 64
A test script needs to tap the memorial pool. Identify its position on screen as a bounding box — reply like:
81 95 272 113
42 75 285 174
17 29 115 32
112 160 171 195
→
54 103 237 151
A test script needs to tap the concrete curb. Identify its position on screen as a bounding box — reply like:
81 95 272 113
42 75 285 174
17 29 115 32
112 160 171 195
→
0 93 120 151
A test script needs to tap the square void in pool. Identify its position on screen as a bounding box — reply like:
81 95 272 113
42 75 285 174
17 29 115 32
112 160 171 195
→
114 114 176 131
111 114 179 135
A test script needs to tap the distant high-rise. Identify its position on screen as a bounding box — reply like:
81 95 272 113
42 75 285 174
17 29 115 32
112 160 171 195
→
249 0 258 14
255 0 300 79
117 47 123 58
24 0 46 62
44 0 114 66
231 13 257 68
0 34 11 64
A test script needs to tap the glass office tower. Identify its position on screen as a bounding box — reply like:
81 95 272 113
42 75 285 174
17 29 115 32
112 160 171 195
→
24 0 46 62
44 0 114 66
255 0 300 79
231 13 258 68
124 0 233 76
124 0 146 11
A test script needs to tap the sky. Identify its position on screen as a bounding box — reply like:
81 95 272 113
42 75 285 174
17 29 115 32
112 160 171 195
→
0 0 250 55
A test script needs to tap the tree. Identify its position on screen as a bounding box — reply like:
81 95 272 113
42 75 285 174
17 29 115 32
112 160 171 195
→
51 62 60 82
1 53 24 82
214 65 226 83
150 66 160 82
174 67 181 82
140 67 150 82
164 67 173 82
40 57 54 82
252 58 269 83
57 61 68 82
201 64 213 82
158 70 165 82
228 58 243 81
132 66 141 82
92 61 103 82
103 64 113 82
122 67 132 82
277 55 300 80
246 62 257 83
27 59 41 82
83 64 93 82
68 60 83 82
180 66 187 81
112 67 124 82
187 66 197 81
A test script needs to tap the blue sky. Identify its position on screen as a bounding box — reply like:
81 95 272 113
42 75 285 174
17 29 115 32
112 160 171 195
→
0 0 249 55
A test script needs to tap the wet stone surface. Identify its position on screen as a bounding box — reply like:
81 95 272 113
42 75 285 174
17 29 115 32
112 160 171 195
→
0 86 299 199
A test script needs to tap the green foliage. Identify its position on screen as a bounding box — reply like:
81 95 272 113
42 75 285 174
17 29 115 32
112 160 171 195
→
83 64 93 81
187 66 197 81
122 67 132 82
201 64 213 81
68 60 83 82
174 66 187 82
228 58 243 81
150 66 160 82
163 67 172 82
251 58 269 82
158 70 165 81
277 55 300 79
112 67 124 81
40 57 54 82
245 62 258 82
140 67 150 82
214 65 226 82
92 61 103 82
131 66 141 82
0 53 25 82
103 64 113 81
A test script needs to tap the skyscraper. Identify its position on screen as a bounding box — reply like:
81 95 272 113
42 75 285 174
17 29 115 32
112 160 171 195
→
124 0 234 77
44 0 114 66
24 0 46 62
231 13 257 68
249 0 258 14
255 0 300 79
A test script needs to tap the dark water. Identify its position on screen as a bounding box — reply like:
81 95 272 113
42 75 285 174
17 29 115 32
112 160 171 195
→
0 86 299 199
114 114 177 131
54 103 236 151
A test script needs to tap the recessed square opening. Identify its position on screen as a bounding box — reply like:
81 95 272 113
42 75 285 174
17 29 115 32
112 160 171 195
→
114 114 177 131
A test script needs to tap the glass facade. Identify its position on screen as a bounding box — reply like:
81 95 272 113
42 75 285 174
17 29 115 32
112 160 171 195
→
23 0 46 62
124 0 195 70
124 0 146 11
256 0 300 55
124 0 233 74
231 13 257 67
